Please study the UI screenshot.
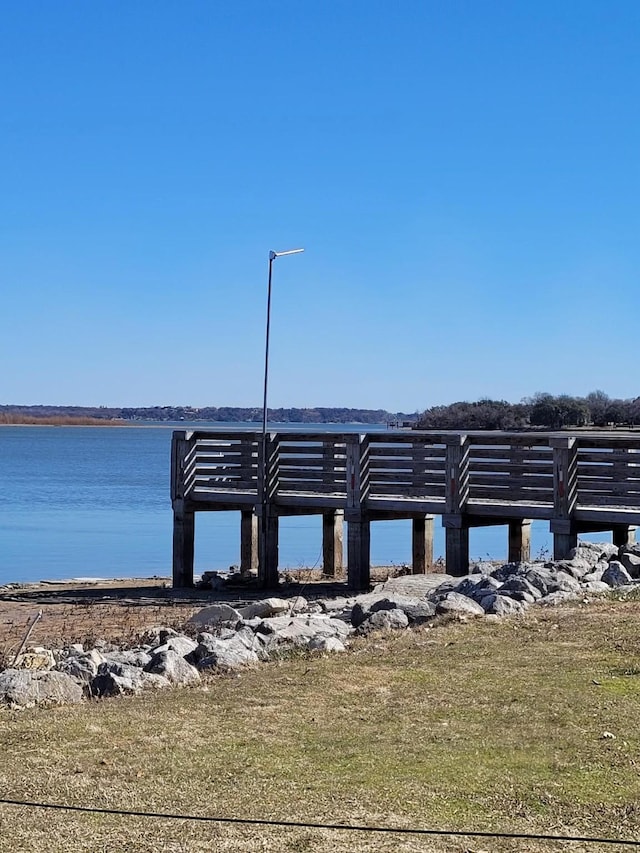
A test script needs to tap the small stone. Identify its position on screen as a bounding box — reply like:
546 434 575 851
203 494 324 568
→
538 591 579 606
13 649 55 671
581 581 612 594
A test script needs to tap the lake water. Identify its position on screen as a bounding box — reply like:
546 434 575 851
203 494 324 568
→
0 423 610 585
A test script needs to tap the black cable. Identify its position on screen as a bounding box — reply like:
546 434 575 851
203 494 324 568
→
0 797 638 846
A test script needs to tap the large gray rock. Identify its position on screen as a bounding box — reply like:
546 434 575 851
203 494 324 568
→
453 575 502 602
371 595 436 624
288 596 313 613
569 542 615 567
237 598 291 620
357 608 409 635
599 543 621 560
583 563 607 583
150 635 198 658
498 576 542 601
350 595 388 627
492 562 538 582
56 653 102 685
602 561 634 588
187 604 242 629
553 571 583 594
554 559 592 580
91 670 140 698
351 594 435 627
254 615 350 650
524 567 578 597
375 573 454 598
0 669 83 708
144 650 200 685
308 636 346 653
195 633 261 671
435 592 485 617
102 649 152 668
479 594 526 616
618 550 640 579
618 542 640 559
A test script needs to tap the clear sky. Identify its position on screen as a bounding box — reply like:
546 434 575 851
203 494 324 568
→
1 1 638 412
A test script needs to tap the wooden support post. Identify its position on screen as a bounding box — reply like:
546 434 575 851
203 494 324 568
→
551 436 578 560
552 529 576 561
346 434 370 590
257 507 279 588
613 525 636 548
508 519 531 564
171 430 195 588
443 435 470 576
258 433 279 589
347 513 371 590
240 510 258 575
445 525 469 577
412 515 434 574
172 501 195 588
322 509 344 577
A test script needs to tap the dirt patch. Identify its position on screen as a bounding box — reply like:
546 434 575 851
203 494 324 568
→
0 567 402 655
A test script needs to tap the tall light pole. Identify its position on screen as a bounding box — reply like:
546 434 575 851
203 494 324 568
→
260 248 304 586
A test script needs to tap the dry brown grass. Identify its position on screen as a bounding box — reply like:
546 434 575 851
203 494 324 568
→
2 596 640 851
0 597 202 664
0 414 124 425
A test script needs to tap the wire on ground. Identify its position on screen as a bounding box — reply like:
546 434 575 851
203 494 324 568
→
0 797 638 847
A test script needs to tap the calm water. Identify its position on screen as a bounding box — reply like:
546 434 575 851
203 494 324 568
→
0 423 605 585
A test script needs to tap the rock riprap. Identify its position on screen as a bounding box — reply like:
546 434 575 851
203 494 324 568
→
1 540 637 709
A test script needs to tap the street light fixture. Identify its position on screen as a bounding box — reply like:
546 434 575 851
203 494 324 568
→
260 248 305 586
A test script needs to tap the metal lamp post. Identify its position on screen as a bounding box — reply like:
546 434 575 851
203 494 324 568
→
260 248 304 585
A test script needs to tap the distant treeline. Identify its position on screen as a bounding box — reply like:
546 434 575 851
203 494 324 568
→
417 391 640 431
0 405 415 425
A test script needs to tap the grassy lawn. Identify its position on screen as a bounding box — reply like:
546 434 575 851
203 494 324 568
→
2 598 640 851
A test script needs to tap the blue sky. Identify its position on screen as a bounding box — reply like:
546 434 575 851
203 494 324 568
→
1 1 639 412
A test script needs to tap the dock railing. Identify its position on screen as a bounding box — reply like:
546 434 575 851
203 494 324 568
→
171 429 640 588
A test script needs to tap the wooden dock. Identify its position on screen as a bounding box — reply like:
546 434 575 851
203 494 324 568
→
171 429 640 589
